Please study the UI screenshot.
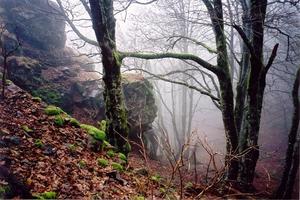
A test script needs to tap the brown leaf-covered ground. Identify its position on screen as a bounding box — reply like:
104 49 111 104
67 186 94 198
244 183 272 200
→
1 83 297 199
0 84 175 199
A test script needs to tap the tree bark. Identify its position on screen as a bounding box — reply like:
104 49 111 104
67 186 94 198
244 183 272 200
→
89 0 129 153
275 67 300 199
237 0 268 188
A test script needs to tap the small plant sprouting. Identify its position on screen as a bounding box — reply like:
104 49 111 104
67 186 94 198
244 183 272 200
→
107 150 115 158
97 158 109 167
34 139 43 148
111 162 124 172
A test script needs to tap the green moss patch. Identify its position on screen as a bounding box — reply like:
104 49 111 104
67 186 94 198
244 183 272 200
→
118 153 127 162
111 162 123 172
107 150 115 158
34 139 43 148
21 125 33 133
80 124 106 141
97 158 109 167
34 191 57 199
54 115 65 126
44 105 63 116
69 118 80 127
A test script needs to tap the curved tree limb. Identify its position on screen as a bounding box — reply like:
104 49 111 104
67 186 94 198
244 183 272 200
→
120 51 220 74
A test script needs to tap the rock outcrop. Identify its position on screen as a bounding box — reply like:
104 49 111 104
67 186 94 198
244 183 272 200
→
0 0 157 140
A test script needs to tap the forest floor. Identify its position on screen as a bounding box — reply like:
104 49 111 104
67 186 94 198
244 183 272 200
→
0 82 298 199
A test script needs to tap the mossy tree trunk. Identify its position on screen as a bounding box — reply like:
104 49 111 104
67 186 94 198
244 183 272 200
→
275 67 299 199
89 0 129 153
234 0 279 189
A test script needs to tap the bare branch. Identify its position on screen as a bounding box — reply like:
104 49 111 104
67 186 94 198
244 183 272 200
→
120 51 220 74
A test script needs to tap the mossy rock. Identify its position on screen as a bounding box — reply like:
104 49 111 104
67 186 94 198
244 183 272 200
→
97 158 109 167
54 115 65 126
80 124 106 141
69 118 80 127
118 153 127 162
44 105 63 116
111 162 123 172
107 150 115 158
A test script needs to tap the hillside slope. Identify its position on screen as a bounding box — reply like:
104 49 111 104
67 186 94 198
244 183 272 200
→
0 83 169 199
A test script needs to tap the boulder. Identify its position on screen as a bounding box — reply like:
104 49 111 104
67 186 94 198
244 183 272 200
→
0 0 157 142
0 0 66 50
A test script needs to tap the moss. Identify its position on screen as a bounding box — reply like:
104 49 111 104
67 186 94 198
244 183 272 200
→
113 50 122 66
22 125 33 133
34 139 43 148
32 89 61 105
150 174 161 182
97 158 109 167
44 105 63 116
118 153 127 162
132 196 145 200
80 124 106 141
69 118 80 128
184 182 193 189
98 120 107 132
32 96 42 102
0 185 10 197
54 115 65 126
102 140 114 150
68 144 76 153
107 149 115 158
5 79 12 85
78 160 86 168
111 162 123 172
34 191 57 199
123 142 132 154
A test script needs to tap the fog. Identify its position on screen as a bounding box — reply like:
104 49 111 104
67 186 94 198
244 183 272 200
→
62 0 299 167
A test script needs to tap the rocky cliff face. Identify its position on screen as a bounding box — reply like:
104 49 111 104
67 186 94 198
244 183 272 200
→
0 0 157 140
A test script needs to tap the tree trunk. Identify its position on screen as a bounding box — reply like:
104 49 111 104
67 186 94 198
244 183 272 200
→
237 0 267 188
218 74 239 180
89 0 129 153
275 67 300 199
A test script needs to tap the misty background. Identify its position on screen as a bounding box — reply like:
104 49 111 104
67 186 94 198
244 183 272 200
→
62 0 299 167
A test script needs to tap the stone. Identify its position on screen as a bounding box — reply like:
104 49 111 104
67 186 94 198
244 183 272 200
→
0 0 158 151
43 144 56 156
